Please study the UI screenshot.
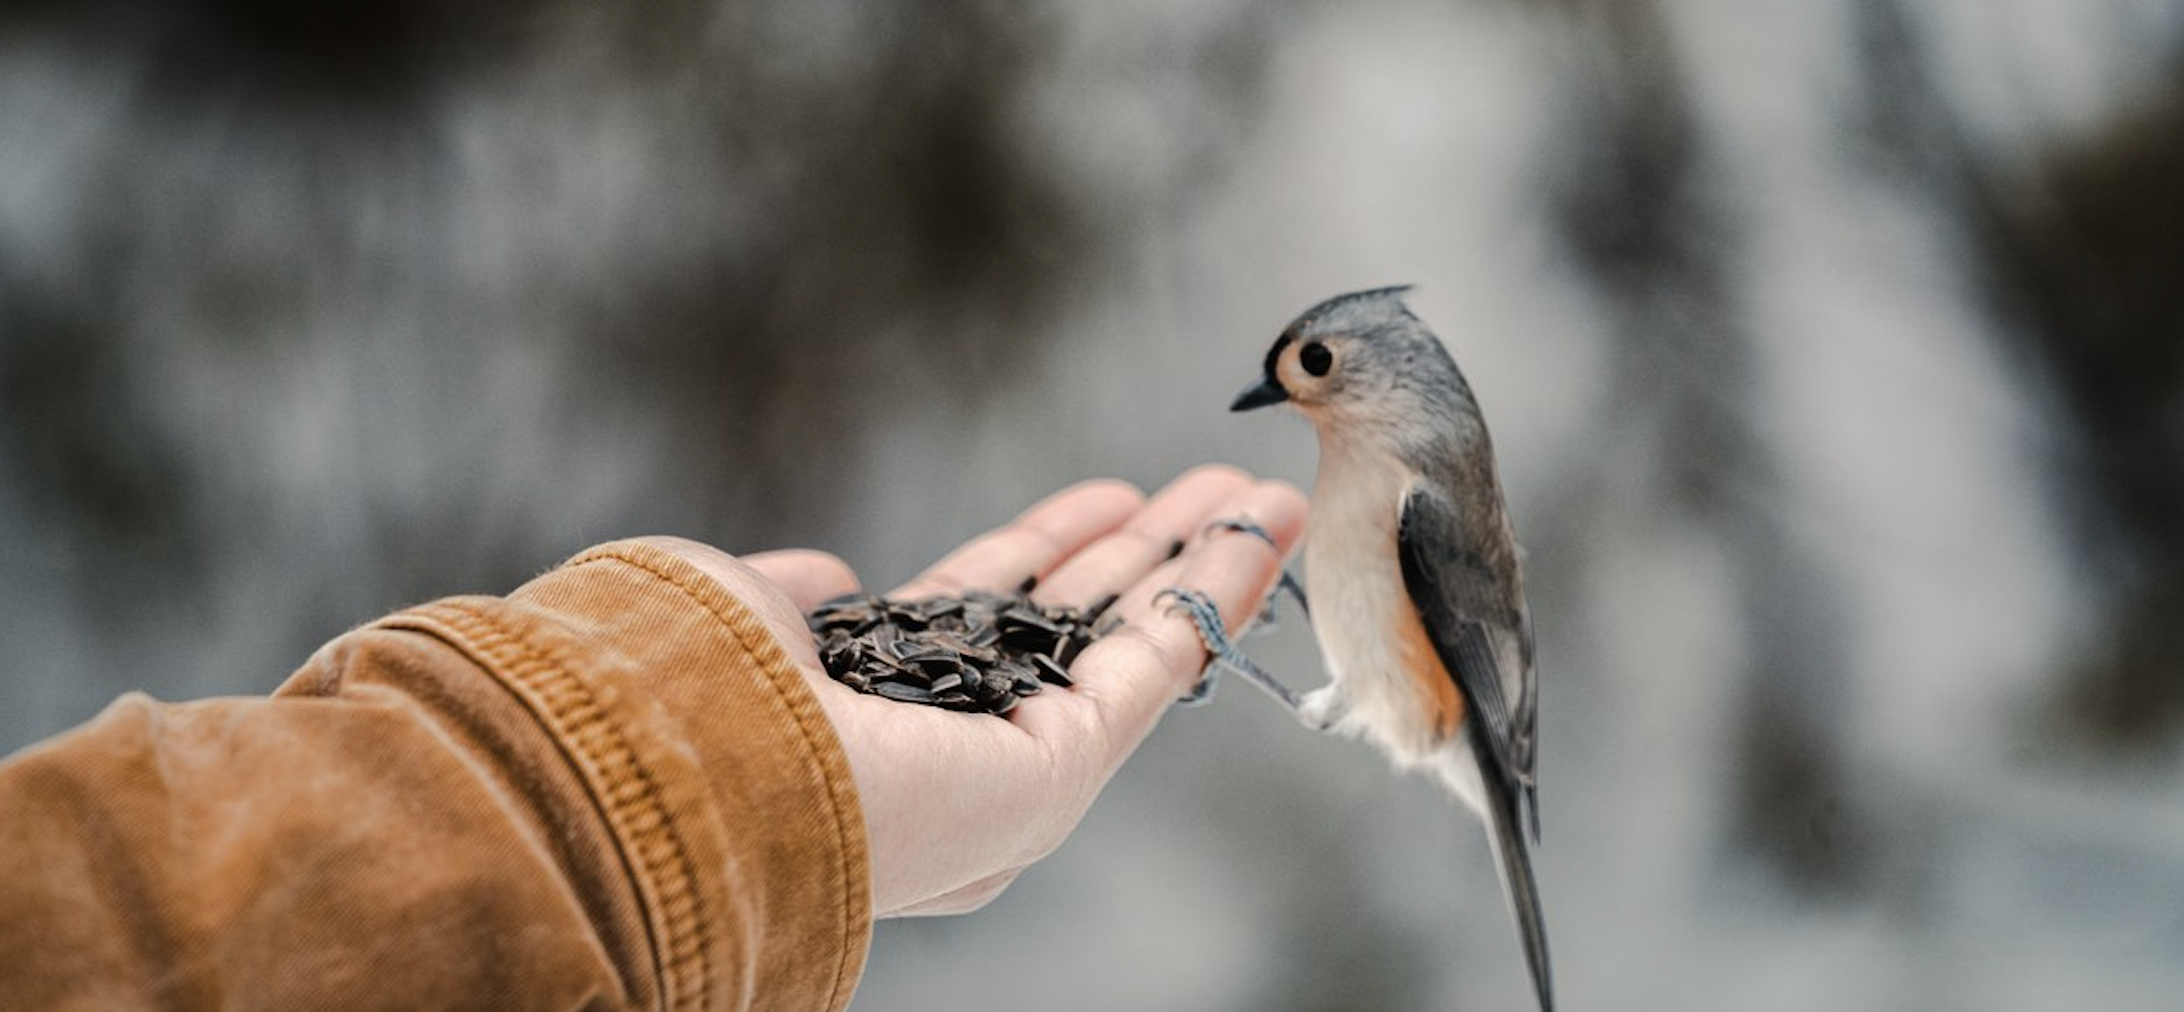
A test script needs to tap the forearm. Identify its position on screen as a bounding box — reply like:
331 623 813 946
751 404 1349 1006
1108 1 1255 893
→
0 541 871 1012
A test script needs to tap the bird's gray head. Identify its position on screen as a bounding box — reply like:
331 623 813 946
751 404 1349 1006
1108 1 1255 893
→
1231 286 1482 454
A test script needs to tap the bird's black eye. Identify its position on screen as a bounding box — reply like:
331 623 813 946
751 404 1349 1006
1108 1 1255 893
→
1299 341 1333 377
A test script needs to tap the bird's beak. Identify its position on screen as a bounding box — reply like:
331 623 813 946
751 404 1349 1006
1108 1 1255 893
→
1229 374 1290 412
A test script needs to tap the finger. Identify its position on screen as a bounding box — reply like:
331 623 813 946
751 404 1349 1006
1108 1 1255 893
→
1030 464 1252 611
890 479 1145 599
743 549 861 611
1017 480 1308 759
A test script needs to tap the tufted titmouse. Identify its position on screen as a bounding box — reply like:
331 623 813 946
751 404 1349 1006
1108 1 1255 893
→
1166 286 1550 1011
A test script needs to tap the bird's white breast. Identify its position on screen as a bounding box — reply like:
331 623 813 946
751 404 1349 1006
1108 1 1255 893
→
1303 435 1453 767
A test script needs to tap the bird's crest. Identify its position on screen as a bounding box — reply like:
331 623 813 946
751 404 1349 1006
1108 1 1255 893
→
1294 284 1417 335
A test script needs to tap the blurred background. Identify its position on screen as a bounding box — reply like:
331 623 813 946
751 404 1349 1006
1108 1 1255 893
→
4 0 2182 1008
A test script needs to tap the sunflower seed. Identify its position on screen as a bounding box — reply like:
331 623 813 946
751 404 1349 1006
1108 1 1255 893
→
873 681 937 704
809 590 1115 715
1030 653 1074 688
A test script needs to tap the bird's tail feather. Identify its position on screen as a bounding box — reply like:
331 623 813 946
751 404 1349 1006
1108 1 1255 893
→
1480 755 1553 1012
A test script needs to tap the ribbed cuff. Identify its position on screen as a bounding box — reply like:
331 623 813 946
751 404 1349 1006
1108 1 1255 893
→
387 539 872 1012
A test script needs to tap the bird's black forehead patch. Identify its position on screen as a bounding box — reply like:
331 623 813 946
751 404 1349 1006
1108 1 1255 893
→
1264 332 1295 376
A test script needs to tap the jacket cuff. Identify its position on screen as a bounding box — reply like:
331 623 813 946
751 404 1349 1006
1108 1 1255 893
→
384 539 872 1012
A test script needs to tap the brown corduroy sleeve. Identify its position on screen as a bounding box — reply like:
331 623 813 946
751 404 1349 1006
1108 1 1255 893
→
0 539 872 1012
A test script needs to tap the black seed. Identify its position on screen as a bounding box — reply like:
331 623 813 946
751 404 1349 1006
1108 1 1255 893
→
809 602 878 635
809 588 1124 713
1001 629 1061 657
1011 666 1044 694
1000 606 1061 633
820 632 857 671
877 665 932 689
933 632 997 665
1031 653 1074 688
1017 574 1040 594
808 595 875 631
987 658 1027 685
867 623 902 651
916 597 964 623
873 681 937 704
902 647 963 673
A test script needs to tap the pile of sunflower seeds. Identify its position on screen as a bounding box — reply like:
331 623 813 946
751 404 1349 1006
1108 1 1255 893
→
807 590 1114 716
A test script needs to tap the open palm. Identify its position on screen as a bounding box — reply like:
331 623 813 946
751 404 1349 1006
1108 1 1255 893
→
645 465 1307 917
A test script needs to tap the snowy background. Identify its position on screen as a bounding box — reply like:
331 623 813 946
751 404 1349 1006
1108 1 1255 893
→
5 1 2182 1008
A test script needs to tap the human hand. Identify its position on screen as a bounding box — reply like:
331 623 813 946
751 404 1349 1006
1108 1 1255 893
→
641 465 1306 918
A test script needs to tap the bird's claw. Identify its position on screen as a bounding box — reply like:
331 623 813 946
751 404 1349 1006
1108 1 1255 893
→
1158 585 1306 713
1157 587 1224 705
1200 518 1310 628
1205 516 1279 551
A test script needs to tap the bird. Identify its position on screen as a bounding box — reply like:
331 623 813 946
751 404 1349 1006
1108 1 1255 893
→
1162 285 1550 1011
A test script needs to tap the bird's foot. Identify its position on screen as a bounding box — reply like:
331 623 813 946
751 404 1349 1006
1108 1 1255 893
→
1203 517 1310 627
1272 568 1310 622
1295 685 1342 733
1205 516 1278 550
1157 587 1305 712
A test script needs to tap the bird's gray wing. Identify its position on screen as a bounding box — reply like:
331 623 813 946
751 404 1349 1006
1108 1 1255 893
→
1399 484 1552 1010
1395 486 1535 803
